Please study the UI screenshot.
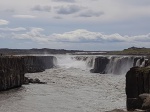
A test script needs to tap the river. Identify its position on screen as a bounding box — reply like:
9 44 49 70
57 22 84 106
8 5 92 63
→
0 55 126 112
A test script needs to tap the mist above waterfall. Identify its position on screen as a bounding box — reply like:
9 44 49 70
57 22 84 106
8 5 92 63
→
55 55 93 70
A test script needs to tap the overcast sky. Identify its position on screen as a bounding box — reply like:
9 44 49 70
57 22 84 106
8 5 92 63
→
0 0 150 51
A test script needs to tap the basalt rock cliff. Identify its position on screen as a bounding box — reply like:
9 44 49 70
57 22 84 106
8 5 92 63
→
90 57 109 73
0 56 25 91
0 56 56 91
126 66 150 111
23 56 56 73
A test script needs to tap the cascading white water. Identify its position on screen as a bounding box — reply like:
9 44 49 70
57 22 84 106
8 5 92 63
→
140 60 145 67
136 59 141 66
75 56 95 68
55 55 94 70
55 55 146 75
104 56 134 74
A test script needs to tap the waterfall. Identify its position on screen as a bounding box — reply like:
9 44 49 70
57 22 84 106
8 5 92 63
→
104 56 134 74
91 56 146 75
140 60 145 67
54 55 146 75
135 59 141 66
55 55 95 70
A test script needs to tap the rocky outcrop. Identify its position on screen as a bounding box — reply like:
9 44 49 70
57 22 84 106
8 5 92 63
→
23 56 56 73
90 57 109 73
139 94 150 110
0 56 25 91
126 66 150 111
24 77 47 84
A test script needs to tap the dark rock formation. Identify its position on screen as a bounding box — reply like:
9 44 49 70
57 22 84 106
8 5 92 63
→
23 56 56 73
106 109 145 112
0 56 25 91
90 57 109 73
0 56 56 91
126 66 150 111
24 77 47 84
139 94 150 110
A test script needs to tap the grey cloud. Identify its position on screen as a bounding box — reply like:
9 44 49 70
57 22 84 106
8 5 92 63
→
13 15 36 19
55 5 84 14
53 16 63 19
31 5 51 12
5 9 15 13
121 0 150 6
52 0 75 3
79 10 104 17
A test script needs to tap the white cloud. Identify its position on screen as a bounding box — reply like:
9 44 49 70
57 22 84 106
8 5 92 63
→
0 19 9 25
0 27 26 31
11 28 150 43
12 28 48 43
55 5 84 15
0 28 150 50
13 15 36 19
51 29 127 42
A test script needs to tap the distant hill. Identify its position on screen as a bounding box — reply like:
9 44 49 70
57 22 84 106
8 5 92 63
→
0 48 82 55
1 47 150 55
107 47 150 55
